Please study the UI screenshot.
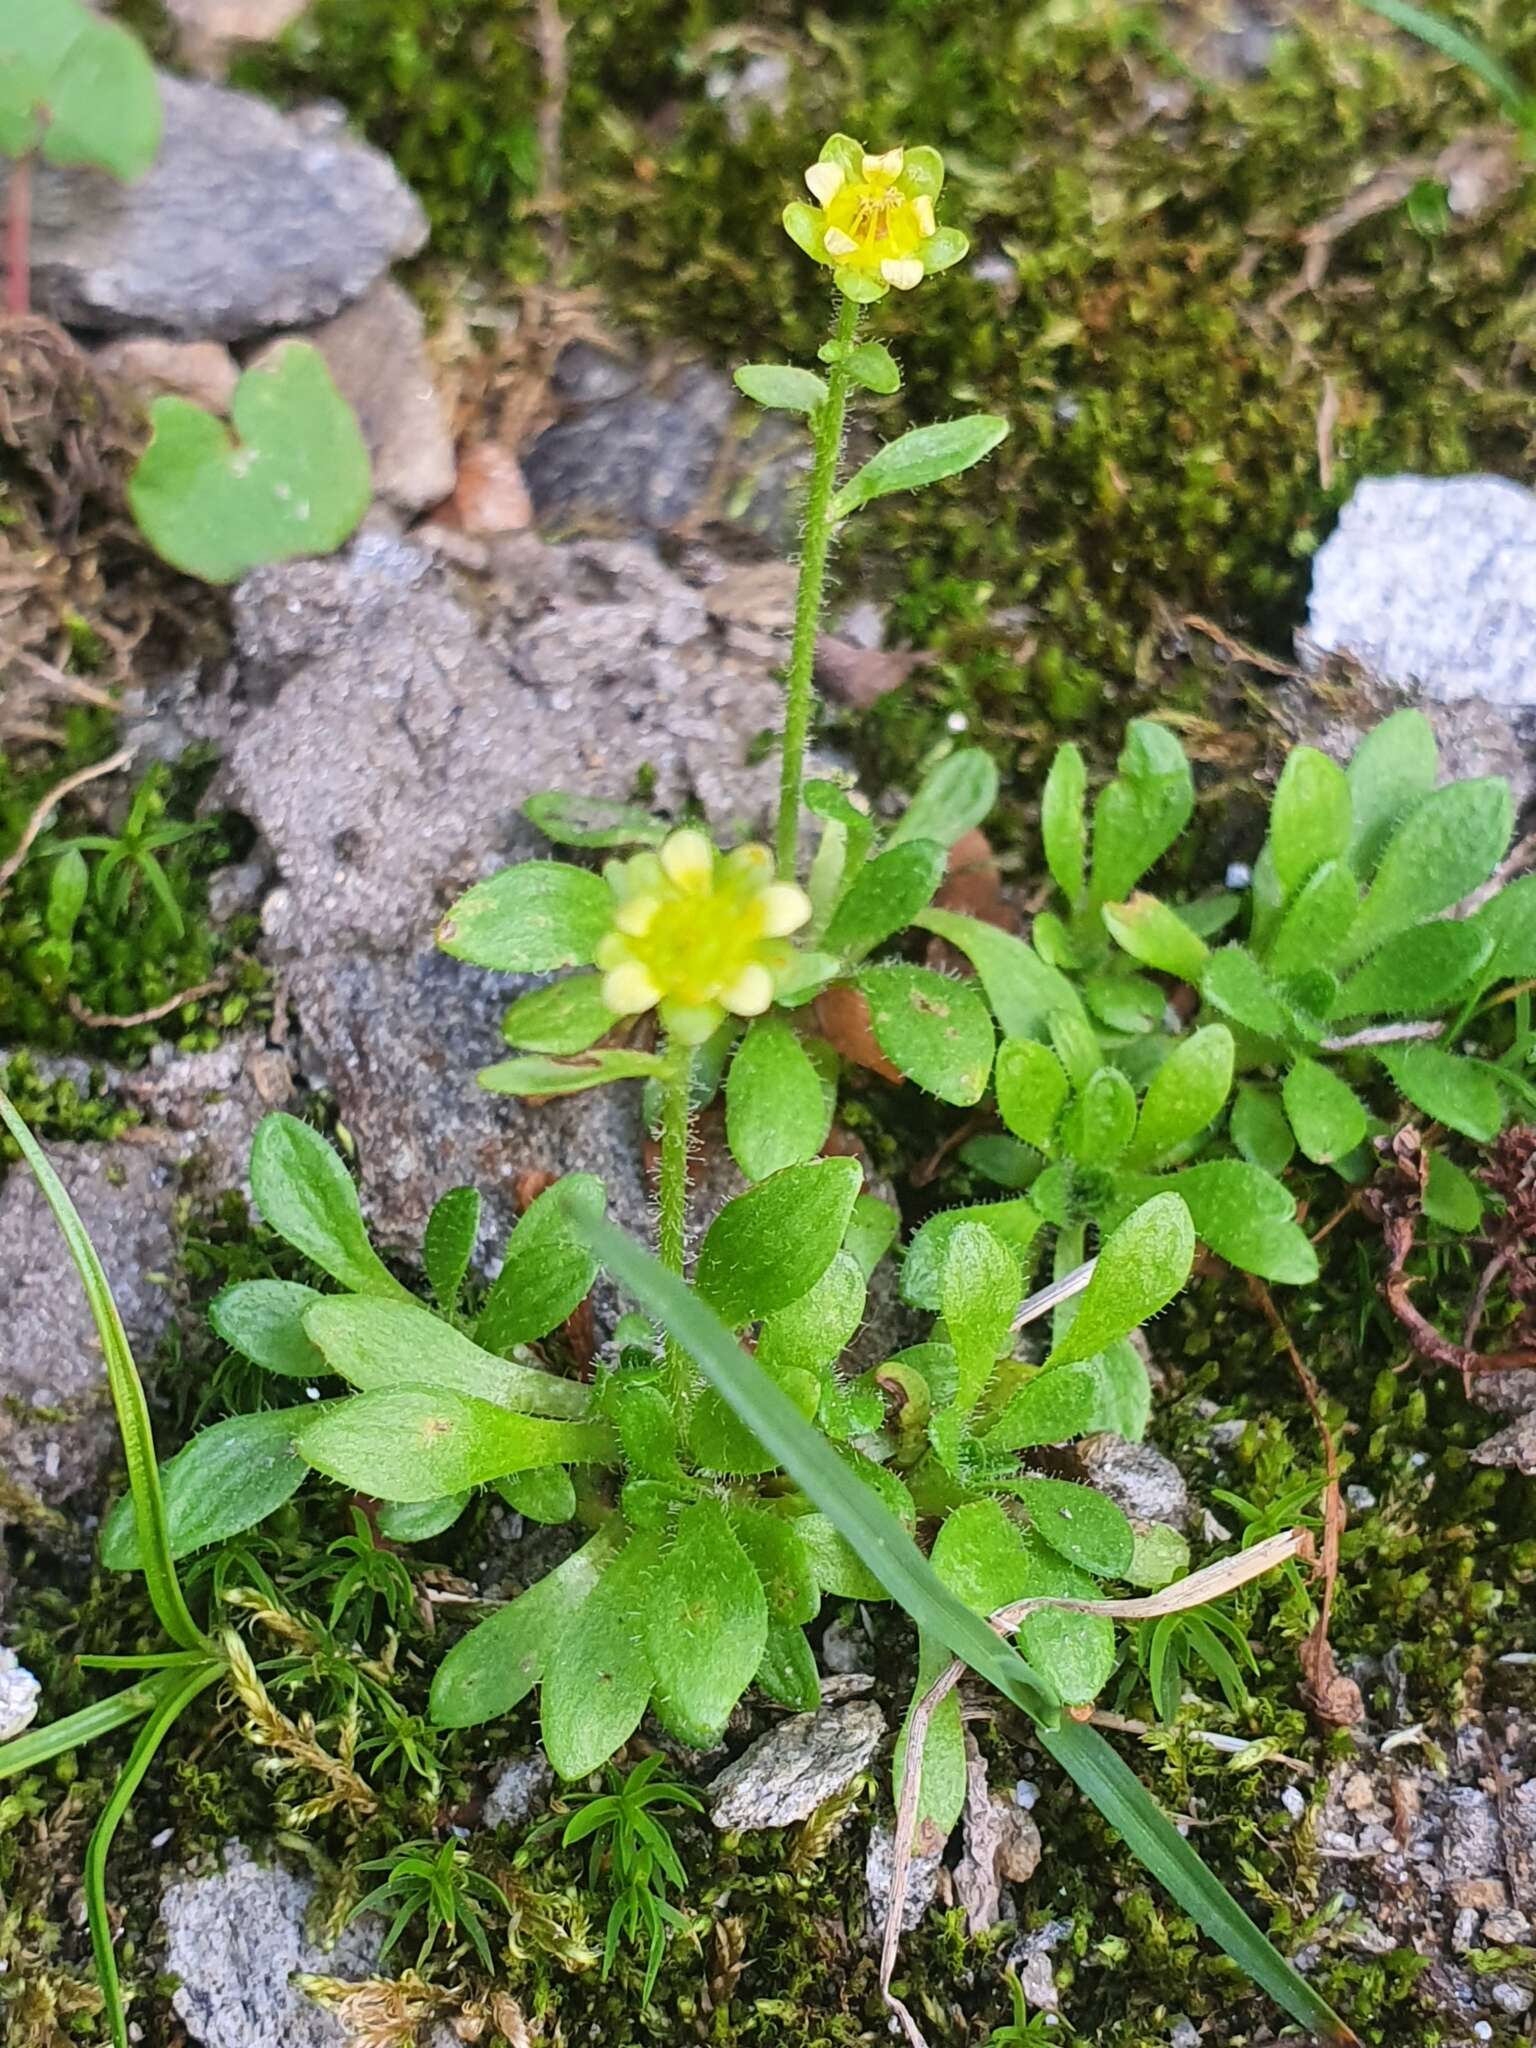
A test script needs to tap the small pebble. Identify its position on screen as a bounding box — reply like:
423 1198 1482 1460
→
1170 2018 1200 2048
1345 1484 1377 1512
1224 861 1252 889
1490 1982 1534 2017
1280 1786 1307 1822
945 711 969 733
1014 1779 1039 1811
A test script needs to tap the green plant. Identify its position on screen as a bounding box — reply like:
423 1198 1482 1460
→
1133 1605 1259 1725
530 1753 702 1999
41 764 215 940
352 1838 513 1973
1354 0 1536 150
986 1973 1063 2048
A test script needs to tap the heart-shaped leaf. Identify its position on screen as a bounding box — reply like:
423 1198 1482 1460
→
0 0 161 179
128 342 370 584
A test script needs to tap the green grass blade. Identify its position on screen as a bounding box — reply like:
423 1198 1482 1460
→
1353 0 1532 123
579 1210 1358 2044
0 1671 183 1783
1041 1718 1358 2043
578 1212 1063 1723
84 1661 222 2048
0 1090 208 1653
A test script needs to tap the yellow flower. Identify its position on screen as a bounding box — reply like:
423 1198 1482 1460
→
783 135 968 302
596 830 812 1045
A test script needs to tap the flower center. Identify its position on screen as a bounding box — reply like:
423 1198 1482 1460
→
825 177 926 269
628 893 770 1006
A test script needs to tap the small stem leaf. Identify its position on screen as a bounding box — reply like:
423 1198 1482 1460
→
725 1016 833 1179
422 1186 483 1313
249 1112 411 1300
1044 1194 1194 1368
99 1409 309 1567
644 1500 768 1747
478 1048 662 1095
1282 1057 1368 1165
887 749 1000 851
209 1278 327 1378
843 340 902 393
438 859 612 972
1041 743 1087 902
305 1294 591 1416
295 1387 614 1501
734 363 830 413
695 1156 862 1326
857 963 995 1105
830 415 1008 518
430 1525 623 1728
474 1173 605 1351
128 343 369 584
541 1534 659 1778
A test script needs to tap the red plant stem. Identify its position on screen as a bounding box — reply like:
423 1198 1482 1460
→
6 155 32 317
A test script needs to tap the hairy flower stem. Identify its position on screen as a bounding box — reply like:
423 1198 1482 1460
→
657 1038 694 1398
775 293 860 878
5 155 31 318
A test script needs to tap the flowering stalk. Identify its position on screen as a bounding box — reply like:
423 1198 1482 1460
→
776 292 858 878
656 1037 694 1398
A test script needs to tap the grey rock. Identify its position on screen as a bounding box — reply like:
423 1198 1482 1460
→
1302 475 1536 760
0 1039 286 1514
864 1820 944 1937
483 1751 555 1829
708 1701 885 1831
160 1840 382 2048
1275 663 1533 812
295 280 456 516
1072 1434 1190 1531
1442 1786 1504 1885
1491 1980 1534 2017
23 76 426 340
0 1645 41 1741
523 364 735 535
550 341 642 406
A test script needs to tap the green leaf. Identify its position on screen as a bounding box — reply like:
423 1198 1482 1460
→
824 839 946 960
1263 859 1359 977
1423 1151 1486 1232
1013 1476 1134 1578
573 1207 1354 2048
1268 747 1351 897
430 1525 622 1728
1167 1161 1318 1284
1346 779 1513 964
1102 894 1208 981
209 1279 326 1379
1014 1533 1116 1705
730 1507 820 1624
1346 708 1439 875
1060 1067 1138 1166
843 340 902 394
844 1192 901 1278
902 1198 1041 1311
1095 1338 1153 1440
249 1112 409 1301
101 1410 307 1567
724 1017 832 1179
438 859 611 973
1331 921 1492 1019
1045 1194 1195 1368
128 343 368 584
296 1388 612 1501
995 1037 1070 1154
1472 874 1536 980
1377 1042 1504 1142
941 1222 1020 1413
688 1352 819 1478
305 1296 592 1417
1282 1058 1368 1165
541 1534 658 1777
377 1494 469 1543
0 0 161 177
522 789 668 849
831 415 1008 519
759 1252 867 1376
423 1187 481 1314
501 974 614 1054
0 1090 206 1655
917 907 1092 1041
734 363 829 413
1042 743 1087 902
755 1618 821 1710
475 1174 604 1352
984 1358 1115 1453
1128 1026 1234 1167
1090 722 1194 905
857 963 994 1105
696 1157 862 1326
1200 947 1291 1042
645 1500 768 1746
1230 1084 1295 1174
477 1049 661 1096
888 749 999 851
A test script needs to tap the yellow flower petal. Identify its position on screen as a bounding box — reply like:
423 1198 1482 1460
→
862 147 905 180
822 225 860 259
758 883 812 938
659 827 713 892
722 964 775 1017
881 257 924 290
594 932 630 970
613 896 659 937
913 195 936 237
602 961 661 1015
804 160 844 205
